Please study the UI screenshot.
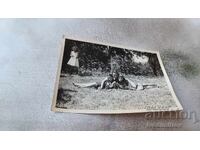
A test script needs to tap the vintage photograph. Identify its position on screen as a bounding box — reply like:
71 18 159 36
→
52 37 183 113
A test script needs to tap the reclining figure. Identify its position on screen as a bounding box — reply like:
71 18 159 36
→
73 71 157 90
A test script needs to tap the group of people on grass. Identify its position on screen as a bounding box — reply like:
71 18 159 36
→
68 46 157 90
73 71 157 90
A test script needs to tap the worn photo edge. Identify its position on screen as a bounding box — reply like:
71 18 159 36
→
51 35 183 113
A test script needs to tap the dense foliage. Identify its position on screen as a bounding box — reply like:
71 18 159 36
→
62 39 163 76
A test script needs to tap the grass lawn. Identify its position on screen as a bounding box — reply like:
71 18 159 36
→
56 74 178 112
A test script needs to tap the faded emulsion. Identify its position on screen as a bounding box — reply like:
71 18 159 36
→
52 38 182 113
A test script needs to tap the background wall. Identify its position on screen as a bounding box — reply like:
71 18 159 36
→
0 19 200 130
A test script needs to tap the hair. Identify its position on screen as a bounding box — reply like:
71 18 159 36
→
72 46 79 52
112 70 119 76
118 74 125 81
108 73 113 77
119 74 124 78
107 74 113 81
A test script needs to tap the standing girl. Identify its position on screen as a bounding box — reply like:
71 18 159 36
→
67 46 79 74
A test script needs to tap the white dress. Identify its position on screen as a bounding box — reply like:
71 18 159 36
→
67 51 79 67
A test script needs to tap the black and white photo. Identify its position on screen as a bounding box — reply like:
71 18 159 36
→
52 37 183 113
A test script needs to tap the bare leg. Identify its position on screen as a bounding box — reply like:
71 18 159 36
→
73 82 98 88
126 78 137 89
126 78 158 90
136 83 157 90
100 77 109 89
136 83 144 90
142 84 157 89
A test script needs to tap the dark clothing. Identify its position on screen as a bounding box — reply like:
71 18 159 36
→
118 79 129 89
104 80 113 89
102 75 128 90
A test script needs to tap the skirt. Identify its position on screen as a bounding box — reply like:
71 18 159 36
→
67 57 79 67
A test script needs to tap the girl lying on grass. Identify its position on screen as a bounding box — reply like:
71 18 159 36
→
73 71 157 90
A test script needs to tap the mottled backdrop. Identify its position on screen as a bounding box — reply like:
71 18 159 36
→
0 19 200 130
